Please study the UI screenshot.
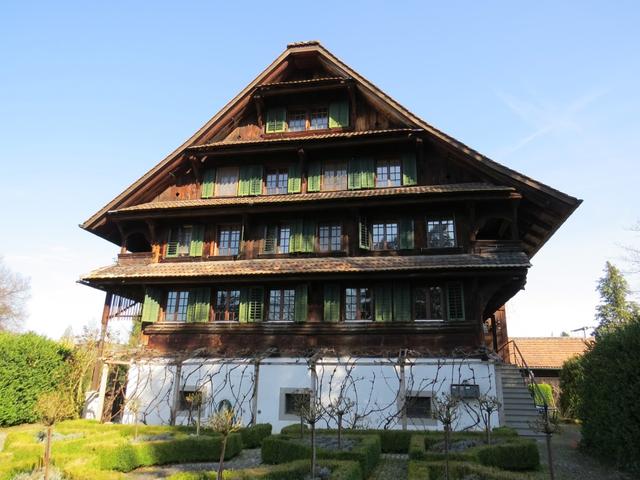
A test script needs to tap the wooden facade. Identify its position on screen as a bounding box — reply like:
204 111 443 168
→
80 41 580 358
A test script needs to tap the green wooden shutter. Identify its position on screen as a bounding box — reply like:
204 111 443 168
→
187 288 210 323
348 157 361 190
239 287 264 322
141 287 162 323
189 225 205 257
360 157 375 189
238 166 252 196
402 152 417 186
288 163 302 193
249 165 263 195
374 284 393 322
447 283 465 321
290 219 303 253
399 218 415 250
294 285 308 323
302 220 316 253
358 217 370 250
323 284 340 322
166 229 179 258
329 100 349 128
393 283 412 322
307 161 321 192
201 168 216 198
265 107 287 133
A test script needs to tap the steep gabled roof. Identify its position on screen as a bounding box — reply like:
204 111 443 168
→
82 41 581 256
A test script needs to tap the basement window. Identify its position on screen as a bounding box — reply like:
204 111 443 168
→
405 394 431 419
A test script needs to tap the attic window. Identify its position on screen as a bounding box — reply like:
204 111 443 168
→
265 101 349 134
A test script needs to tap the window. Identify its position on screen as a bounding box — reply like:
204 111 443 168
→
267 288 295 322
426 219 456 248
414 286 444 321
322 161 348 191
345 287 372 322
165 290 190 322
265 169 288 195
376 158 401 188
167 226 192 257
372 222 399 250
217 225 241 256
288 110 306 132
405 395 431 419
178 387 204 412
263 224 291 254
284 391 310 415
214 289 240 321
310 107 328 130
318 223 342 252
215 167 239 197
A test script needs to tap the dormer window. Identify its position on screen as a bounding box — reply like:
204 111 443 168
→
265 101 349 134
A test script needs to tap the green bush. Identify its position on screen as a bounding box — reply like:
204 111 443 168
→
0 332 73 426
280 423 307 435
559 356 585 419
167 460 361 480
239 423 272 448
410 460 533 480
261 434 379 478
579 316 640 473
476 441 540 471
527 383 554 408
98 434 242 472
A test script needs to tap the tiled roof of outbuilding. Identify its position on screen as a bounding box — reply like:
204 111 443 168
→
511 337 593 370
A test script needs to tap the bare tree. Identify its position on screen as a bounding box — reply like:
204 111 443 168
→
35 390 76 480
530 405 560 480
0 257 30 331
432 393 461 480
208 406 242 480
477 394 501 445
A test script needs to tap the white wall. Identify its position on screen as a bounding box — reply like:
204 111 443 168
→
121 356 500 432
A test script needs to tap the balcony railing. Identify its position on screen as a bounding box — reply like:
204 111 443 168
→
473 240 522 255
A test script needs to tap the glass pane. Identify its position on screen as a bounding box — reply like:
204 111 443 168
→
310 108 328 130
345 288 356 322
372 223 385 250
268 290 281 321
167 290 189 322
414 288 427 320
178 226 192 255
427 219 456 248
266 169 288 195
282 289 295 321
386 223 398 249
278 226 291 253
319 225 330 252
429 287 443 319
359 288 372 320
330 225 341 251
288 111 306 132
323 162 348 191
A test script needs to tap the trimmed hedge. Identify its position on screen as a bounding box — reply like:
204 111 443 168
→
98 434 242 472
0 332 73 426
409 460 536 480
476 441 540 471
579 316 640 473
239 423 272 448
280 423 308 435
262 434 380 478
167 460 361 480
559 356 584 419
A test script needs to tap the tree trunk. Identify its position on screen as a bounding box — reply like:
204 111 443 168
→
44 426 52 480
217 435 228 480
311 422 317 480
337 415 342 449
546 433 555 480
444 425 450 480
487 413 492 445
196 404 201 436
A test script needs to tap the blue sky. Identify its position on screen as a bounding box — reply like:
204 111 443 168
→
1 1 638 339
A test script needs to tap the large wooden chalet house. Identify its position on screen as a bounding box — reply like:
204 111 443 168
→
81 42 580 431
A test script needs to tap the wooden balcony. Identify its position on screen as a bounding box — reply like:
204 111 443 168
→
117 252 153 266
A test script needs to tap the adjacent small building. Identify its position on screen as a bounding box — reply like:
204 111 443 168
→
80 41 581 431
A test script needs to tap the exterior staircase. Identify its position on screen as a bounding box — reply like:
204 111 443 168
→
496 362 543 437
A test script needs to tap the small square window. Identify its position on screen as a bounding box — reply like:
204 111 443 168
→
426 219 456 248
405 395 431 419
310 108 328 130
285 392 310 415
178 388 204 412
288 111 306 132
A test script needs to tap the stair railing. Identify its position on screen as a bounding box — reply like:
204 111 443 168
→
497 340 550 412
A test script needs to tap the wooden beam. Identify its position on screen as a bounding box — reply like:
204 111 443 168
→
254 94 265 130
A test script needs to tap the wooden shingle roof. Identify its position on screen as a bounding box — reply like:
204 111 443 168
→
512 337 593 370
81 252 530 283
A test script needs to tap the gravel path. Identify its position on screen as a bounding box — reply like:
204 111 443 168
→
538 425 632 480
370 456 408 480
128 448 262 479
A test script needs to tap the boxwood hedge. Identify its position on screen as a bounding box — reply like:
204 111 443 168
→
239 423 272 448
